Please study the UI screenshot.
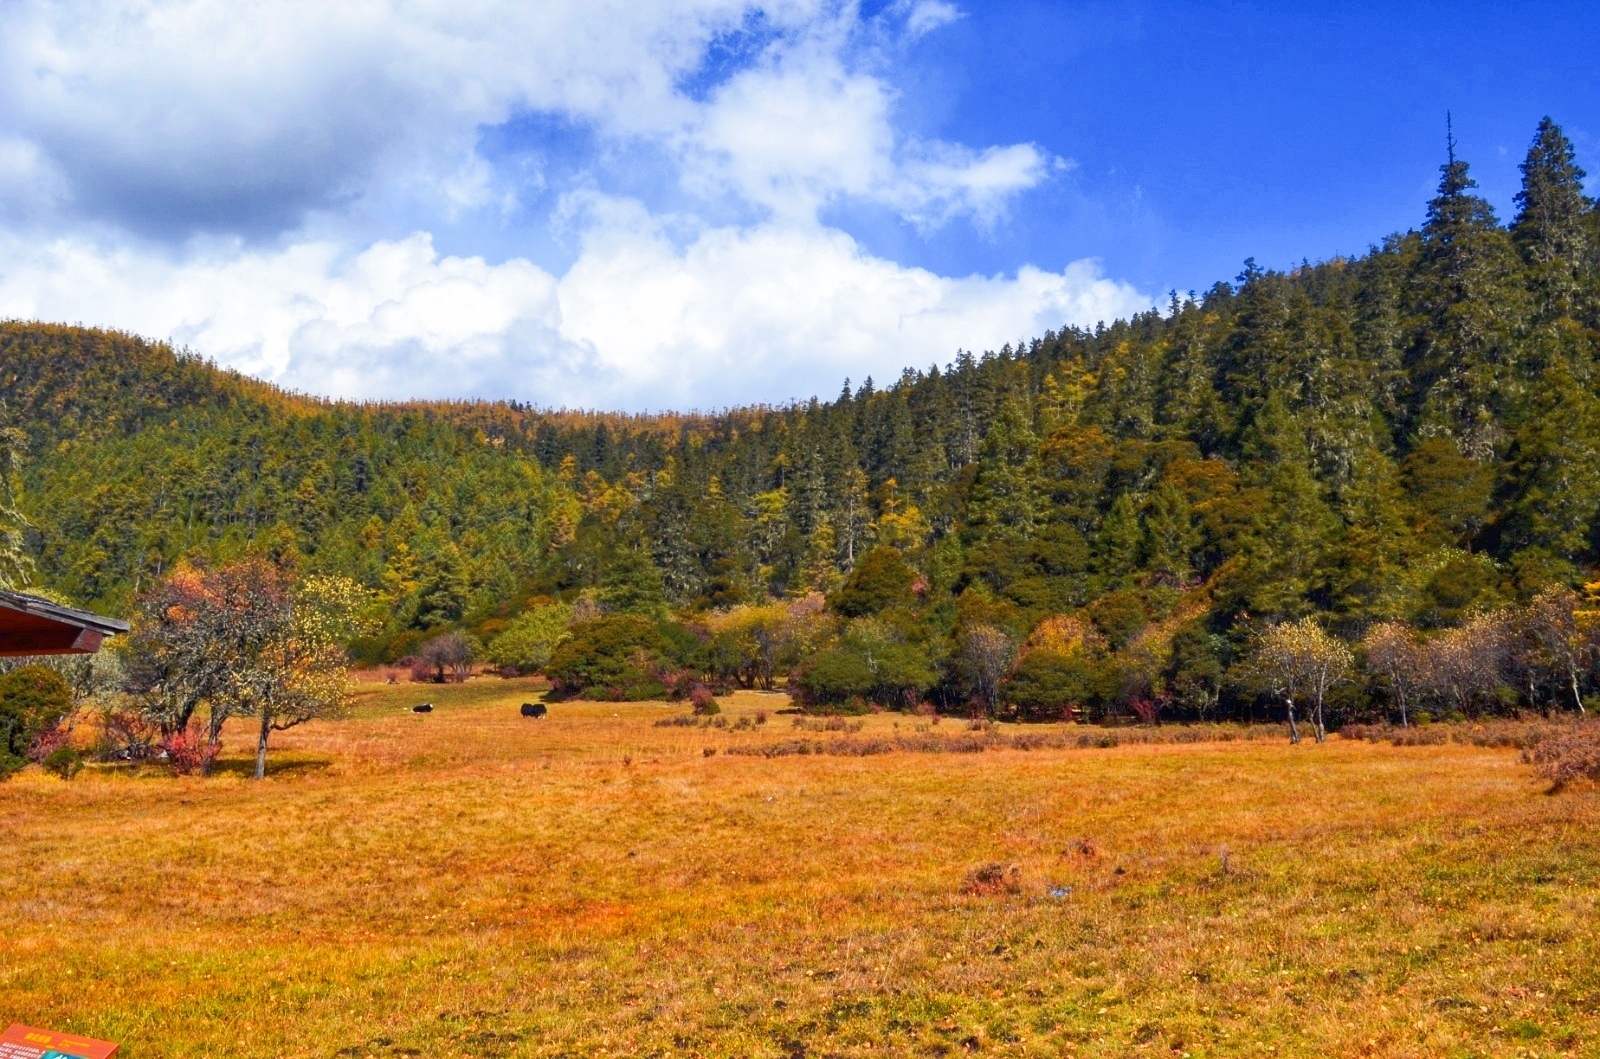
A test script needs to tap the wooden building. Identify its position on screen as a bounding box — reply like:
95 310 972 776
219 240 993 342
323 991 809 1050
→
0 590 129 657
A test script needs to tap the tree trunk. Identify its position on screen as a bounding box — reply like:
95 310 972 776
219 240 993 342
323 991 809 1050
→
1398 686 1409 729
254 709 271 780
1285 697 1301 744
1313 692 1326 743
1569 667 1586 715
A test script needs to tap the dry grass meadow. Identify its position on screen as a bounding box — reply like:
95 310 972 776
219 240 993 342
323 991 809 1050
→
2 680 1598 1058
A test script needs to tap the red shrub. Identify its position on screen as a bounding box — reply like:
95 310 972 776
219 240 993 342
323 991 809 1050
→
659 668 691 700
690 684 720 715
162 726 221 776
26 726 71 764
1128 698 1164 726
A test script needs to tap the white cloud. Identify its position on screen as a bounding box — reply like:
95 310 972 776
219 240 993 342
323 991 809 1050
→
0 0 1142 411
902 1 963 39
682 26 1054 227
895 142 1057 230
686 43 899 219
0 206 1151 411
0 0 1041 236
554 200 1146 408
0 0 824 233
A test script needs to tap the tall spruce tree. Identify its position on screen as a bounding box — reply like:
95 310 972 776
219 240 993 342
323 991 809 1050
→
1410 132 1527 456
1512 117 1592 321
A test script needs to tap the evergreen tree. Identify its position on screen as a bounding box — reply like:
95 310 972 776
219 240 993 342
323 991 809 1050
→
1327 446 1418 620
1513 117 1592 320
1498 355 1600 580
1095 492 1144 588
1143 482 1200 584
414 540 471 628
1410 135 1528 455
598 548 669 618
1227 393 1340 619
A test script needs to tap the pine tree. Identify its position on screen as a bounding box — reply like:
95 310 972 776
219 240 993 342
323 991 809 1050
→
965 394 1039 548
1410 132 1528 456
1498 355 1600 580
1513 117 1592 321
1143 482 1200 584
414 540 471 628
1228 393 1340 619
598 548 669 617
1154 301 1227 452
1095 492 1144 588
834 465 873 567
1327 446 1418 620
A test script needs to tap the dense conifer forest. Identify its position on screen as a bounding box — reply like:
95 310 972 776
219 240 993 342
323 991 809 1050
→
4 118 1600 722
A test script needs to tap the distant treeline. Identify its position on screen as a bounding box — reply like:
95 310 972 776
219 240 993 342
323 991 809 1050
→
4 117 1600 722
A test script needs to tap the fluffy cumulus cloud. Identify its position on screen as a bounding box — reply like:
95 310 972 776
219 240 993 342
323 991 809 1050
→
0 0 1151 410
0 209 1146 410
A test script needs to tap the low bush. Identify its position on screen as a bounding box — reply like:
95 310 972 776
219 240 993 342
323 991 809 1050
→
96 708 160 762
162 726 221 776
1524 723 1600 789
962 862 1023 896
791 716 864 733
789 631 934 712
546 616 669 700
486 602 573 674
1341 718 1568 750
0 666 75 779
1003 649 1098 722
726 723 1284 759
41 746 83 780
27 725 71 764
690 685 720 715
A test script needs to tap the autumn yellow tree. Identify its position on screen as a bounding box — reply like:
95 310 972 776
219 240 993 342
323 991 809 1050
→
1519 586 1590 715
1361 622 1423 727
126 561 372 779
243 573 375 778
1252 617 1353 743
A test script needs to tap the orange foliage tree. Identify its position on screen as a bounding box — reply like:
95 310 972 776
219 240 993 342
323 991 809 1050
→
126 560 371 778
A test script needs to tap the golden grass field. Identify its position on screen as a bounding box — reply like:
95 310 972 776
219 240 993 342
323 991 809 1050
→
1 680 1597 1058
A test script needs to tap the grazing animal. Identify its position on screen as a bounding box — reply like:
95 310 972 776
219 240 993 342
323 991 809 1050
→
412 703 434 713
520 703 547 718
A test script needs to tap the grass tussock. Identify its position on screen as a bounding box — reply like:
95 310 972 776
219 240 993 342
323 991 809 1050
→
1340 716 1585 750
725 721 1285 758
0 682 1597 1057
1522 721 1600 789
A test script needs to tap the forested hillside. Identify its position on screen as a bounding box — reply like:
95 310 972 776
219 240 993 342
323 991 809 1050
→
4 119 1599 718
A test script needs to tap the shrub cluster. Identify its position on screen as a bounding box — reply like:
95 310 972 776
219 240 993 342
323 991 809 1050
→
1526 723 1600 788
0 666 75 780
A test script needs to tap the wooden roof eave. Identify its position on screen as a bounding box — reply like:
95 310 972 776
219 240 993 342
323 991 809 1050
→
0 590 131 657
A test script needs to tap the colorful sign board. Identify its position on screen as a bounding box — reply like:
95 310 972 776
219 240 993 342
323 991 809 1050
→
0 1024 118 1059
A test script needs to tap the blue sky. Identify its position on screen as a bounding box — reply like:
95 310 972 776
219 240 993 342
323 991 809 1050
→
870 1 1600 295
0 1 1594 410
